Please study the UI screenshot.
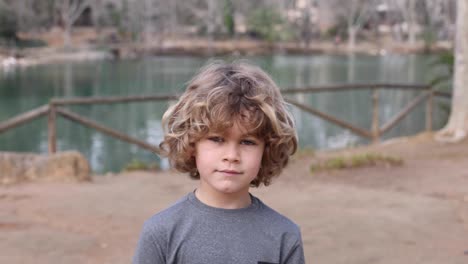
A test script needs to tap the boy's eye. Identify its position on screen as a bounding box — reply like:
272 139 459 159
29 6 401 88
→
241 139 257 145
208 136 223 143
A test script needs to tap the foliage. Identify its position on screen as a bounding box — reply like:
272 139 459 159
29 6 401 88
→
427 51 454 118
247 7 291 43
0 4 18 42
123 159 159 172
310 153 403 174
223 0 235 37
291 147 315 161
0 0 458 49
109 6 122 29
15 38 47 48
116 0 144 42
428 51 454 89
325 17 348 39
422 27 437 53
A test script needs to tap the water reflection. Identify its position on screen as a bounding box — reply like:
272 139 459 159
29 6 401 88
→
0 54 442 173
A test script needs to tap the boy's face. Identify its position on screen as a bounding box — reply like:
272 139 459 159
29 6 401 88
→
194 121 264 199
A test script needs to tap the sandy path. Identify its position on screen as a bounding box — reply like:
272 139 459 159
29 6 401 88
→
1 133 468 264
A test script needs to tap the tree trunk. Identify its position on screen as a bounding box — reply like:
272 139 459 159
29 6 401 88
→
347 53 356 82
436 0 468 142
169 0 178 36
64 21 72 48
407 0 416 46
62 0 71 48
91 0 102 34
206 0 218 55
348 26 357 52
60 0 89 48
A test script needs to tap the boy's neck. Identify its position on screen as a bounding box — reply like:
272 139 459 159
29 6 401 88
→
194 188 252 209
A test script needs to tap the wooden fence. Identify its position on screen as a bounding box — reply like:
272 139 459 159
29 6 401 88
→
0 83 451 154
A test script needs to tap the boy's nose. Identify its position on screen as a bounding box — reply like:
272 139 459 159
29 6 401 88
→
222 143 240 163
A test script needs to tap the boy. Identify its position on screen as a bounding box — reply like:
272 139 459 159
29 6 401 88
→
133 61 305 264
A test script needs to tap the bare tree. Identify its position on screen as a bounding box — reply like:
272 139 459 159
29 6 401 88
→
121 0 159 43
90 0 103 33
422 0 457 42
1 0 55 32
175 0 222 49
436 0 468 142
205 0 219 42
327 0 376 52
9 0 35 31
56 0 91 47
296 0 316 47
346 0 376 52
442 0 457 41
142 0 155 44
388 0 417 45
168 0 178 36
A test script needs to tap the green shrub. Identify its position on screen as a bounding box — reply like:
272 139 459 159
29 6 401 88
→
223 0 235 37
123 159 160 172
16 38 47 48
325 157 346 170
422 27 436 53
428 51 454 122
292 147 315 160
0 4 18 41
310 153 403 174
247 7 290 42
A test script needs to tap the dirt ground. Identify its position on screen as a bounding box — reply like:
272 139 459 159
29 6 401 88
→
1 132 468 264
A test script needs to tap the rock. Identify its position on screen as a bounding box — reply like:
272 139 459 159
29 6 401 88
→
0 151 91 184
1 56 17 68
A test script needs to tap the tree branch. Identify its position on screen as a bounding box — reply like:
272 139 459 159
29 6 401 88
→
69 0 90 24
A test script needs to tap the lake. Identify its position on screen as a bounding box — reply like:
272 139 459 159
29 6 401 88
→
0 54 449 173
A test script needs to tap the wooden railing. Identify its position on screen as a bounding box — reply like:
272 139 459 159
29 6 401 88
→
0 83 451 154
281 83 450 142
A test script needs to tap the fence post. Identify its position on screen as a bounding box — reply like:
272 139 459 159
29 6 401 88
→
48 102 57 154
426 88 433 132
371 89 380 143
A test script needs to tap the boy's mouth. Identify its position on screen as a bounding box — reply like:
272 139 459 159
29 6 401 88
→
217 169 242 175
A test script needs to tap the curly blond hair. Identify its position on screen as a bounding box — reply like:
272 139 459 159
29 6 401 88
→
159 61 297 187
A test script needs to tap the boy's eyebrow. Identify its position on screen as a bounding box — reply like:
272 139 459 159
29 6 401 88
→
240 132 261 139
207 131 259 138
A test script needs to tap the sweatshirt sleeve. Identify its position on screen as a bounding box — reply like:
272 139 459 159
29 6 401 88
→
283 233 305 264
132 221 166 264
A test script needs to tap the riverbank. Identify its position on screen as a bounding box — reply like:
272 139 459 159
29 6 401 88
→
0 27 453 69
1 132 468 263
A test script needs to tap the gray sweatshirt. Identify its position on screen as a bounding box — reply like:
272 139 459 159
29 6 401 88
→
133 191 305 264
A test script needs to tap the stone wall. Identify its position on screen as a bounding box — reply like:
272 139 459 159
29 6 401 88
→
0 151 91 184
